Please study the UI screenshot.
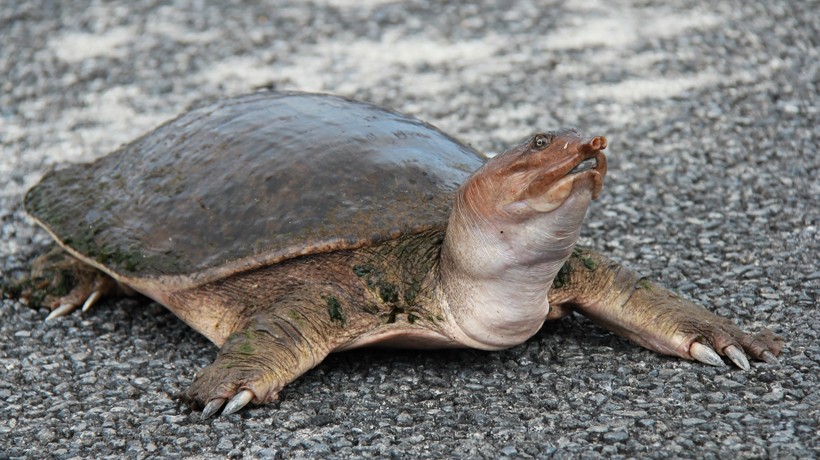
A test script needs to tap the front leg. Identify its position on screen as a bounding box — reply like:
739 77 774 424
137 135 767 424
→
548 247 784 369
184 288 380 418
185 309 334 418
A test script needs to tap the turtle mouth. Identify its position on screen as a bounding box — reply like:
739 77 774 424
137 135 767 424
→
569 157 598 175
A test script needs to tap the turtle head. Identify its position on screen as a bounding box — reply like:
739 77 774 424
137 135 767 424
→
451 129 607 258
468 129 607 216
438 129 607 350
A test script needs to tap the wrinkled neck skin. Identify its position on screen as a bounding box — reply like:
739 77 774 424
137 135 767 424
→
437 178 594 350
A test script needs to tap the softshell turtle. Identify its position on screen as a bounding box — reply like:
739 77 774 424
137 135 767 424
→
23 91 783 417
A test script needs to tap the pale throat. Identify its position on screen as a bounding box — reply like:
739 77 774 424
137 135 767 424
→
437 190 592 350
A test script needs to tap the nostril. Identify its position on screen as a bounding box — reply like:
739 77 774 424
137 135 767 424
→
589 136 607 151
578 136 607 155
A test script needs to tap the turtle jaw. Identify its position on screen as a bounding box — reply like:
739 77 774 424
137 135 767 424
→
519 136 608 213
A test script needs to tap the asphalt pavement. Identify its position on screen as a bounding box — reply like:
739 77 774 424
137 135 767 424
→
0 0 817 458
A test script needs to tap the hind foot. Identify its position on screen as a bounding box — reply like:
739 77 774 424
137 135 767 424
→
27 245 131 320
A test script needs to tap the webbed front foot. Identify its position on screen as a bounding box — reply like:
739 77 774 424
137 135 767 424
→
685 323 782 370
549 248 784 369
187 356 280 419
186 314 331 418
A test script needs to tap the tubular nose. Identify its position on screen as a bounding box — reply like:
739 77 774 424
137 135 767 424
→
580 136 607 154
592 136 607 150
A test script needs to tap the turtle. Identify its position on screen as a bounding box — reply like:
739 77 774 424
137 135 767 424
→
22 91 783 418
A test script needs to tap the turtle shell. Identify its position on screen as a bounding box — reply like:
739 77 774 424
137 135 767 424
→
25 92 486 288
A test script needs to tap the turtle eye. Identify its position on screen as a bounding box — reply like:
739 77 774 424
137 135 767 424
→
533 134 550 149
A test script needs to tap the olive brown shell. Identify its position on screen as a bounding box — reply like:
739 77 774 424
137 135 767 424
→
25 92 486 286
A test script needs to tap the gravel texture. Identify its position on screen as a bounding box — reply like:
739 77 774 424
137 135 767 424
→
1 0 817 458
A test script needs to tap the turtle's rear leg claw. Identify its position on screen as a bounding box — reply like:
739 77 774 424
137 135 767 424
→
45 302 80 321
44 287 106 321
30 246 129 321
43 274 119 322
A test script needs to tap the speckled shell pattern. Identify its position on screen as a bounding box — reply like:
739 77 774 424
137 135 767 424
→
25 92 486 283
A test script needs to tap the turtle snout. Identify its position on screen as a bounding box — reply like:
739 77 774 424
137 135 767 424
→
579 136 607 155
569 136 607 176
592 136 607 150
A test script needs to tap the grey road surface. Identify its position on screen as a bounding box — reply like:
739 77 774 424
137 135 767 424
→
1 0 817 458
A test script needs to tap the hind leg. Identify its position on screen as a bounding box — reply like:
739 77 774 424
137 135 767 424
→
28 245 133 320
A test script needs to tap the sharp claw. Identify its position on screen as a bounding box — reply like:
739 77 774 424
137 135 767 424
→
222 390 254 416
690 342 725 367
81 290 102 313
201 398 226 419
761 351 781 366
45 303 78 321
724 345 750 371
